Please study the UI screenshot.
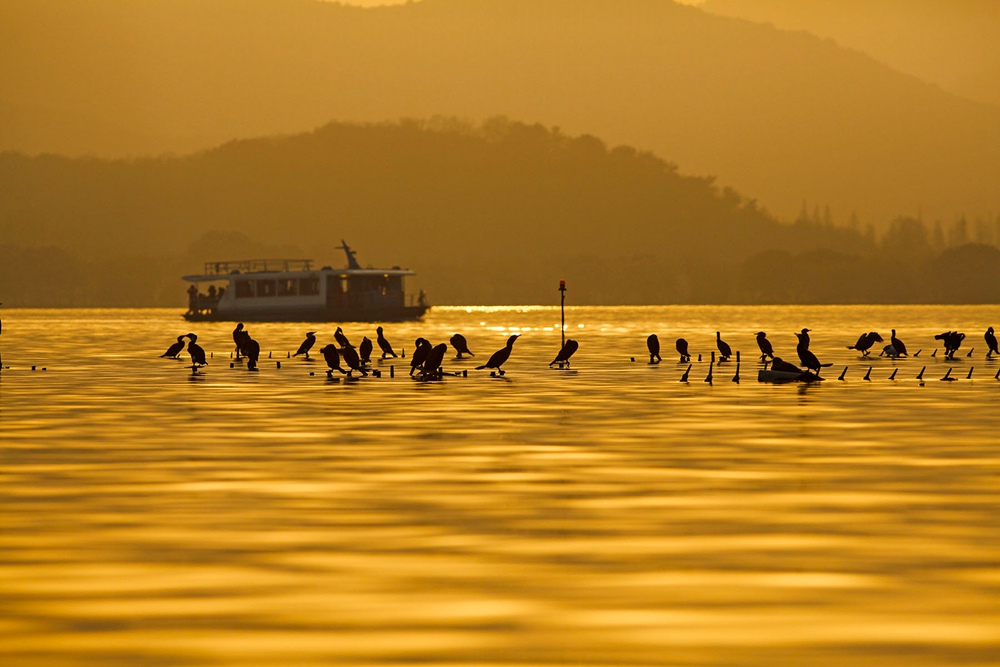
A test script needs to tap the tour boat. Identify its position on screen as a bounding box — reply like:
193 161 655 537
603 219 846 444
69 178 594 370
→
182 242 429 322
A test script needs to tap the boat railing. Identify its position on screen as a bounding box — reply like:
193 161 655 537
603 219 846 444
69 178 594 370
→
203 259 313 275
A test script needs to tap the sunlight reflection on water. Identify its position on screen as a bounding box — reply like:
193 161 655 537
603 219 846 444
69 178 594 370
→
1 306 999 666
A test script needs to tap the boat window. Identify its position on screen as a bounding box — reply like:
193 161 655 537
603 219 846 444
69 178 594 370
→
277 279 297 297
256 279 276 297
299 277 319 296
234 280 254 299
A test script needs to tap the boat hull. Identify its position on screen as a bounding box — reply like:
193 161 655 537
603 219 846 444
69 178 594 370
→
183 305 430 323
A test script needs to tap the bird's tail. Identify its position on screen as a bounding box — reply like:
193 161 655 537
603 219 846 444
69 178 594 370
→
820 362 833 367
475 365 488 370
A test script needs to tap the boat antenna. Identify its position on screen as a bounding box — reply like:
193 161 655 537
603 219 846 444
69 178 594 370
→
337 240 361 270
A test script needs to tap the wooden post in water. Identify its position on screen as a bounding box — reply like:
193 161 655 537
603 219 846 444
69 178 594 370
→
559 279 566 349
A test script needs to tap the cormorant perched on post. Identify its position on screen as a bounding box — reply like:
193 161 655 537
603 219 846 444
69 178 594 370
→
319 344 347 375
798 328 811 349
646 334 661 364
359 337 373 365
796 331 830 375
233 323 249 359
476 334 519 375
335 327 353 349
293 331 316 359
409 338 432 376
890 329 908 356
755 332 774 361
420 343 448 379
186 333 208 366
244 336 261 371
934 331 965 359
675 338 690 363
375 326 396 358
848 331 883 356
450 333 474 358
986 327 999 359
549 339 579 367
161 335 186 359
715 331 732 362
341 345 368 377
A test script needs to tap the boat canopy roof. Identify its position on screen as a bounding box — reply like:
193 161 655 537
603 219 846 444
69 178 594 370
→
182 258 416 283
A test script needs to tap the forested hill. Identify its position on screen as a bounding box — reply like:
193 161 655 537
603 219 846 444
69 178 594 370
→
2 119 996 306
2 0 998 225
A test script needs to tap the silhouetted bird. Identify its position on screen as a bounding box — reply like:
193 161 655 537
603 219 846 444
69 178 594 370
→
675 338 690 363
755 332 774 361
549 339 579 367
161 335 186 359
476 334 519 375
450 333 474 358
882 344 901 358
848 331 883 356
233 323 249 359
319 344 346 375
376 326 397 358
359 337 373 365
796 331 830 375
409 338 432 376
986 327 999 359
335 327 353 349
715 331 732 362
293 331 316 359
421 343 448 378
798 328 811 349
341 345 367 377
934 331 965 359
186 333 208 366
890 329 908 356
647 334 661 364
244 336 261 371
769 356 821 383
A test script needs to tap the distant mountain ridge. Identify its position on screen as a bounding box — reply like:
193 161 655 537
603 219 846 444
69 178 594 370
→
1 0 997 225
701 0 1000 108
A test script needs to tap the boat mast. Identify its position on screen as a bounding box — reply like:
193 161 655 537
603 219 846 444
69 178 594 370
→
338 240 361 270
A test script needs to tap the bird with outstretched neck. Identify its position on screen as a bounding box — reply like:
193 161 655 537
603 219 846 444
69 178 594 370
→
376 326 397 359
646 334 661 364
477 334 519 375
755 332 774 361
161 335 186 359
549 339 579 367
715 331 732 362
293 331 316 359
450 333 474 359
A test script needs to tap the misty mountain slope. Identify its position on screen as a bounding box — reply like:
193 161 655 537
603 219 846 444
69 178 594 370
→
0 119 868 304
1 0 997 225
701 0 1000 108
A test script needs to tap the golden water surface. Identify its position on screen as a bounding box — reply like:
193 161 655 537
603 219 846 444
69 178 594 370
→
1 306 998 666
